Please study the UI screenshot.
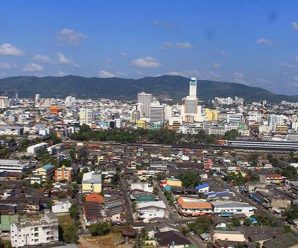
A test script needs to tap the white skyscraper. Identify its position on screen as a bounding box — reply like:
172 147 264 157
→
182 77 202 122
150 101 165 123
137 92 153 118
0 96 9 109
35 93 41 103
79 108 94 126
189 77 197 97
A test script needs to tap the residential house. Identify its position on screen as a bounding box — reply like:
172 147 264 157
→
33 164 55 183
52 200 72 214
137 201 166 220
176 197 212 216
10 213 59 247
82 171 102 193
155 230 194 248
54 166 73 182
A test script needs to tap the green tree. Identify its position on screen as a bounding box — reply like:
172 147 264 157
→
224 129 239 140
178 171 201 188
231 217 241 226
284 205 298 221
281 166 298 180
89 222 112 236
63 224 78 243
69 204 78 219
188 216 211 235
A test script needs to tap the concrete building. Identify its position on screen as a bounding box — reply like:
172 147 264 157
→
137 92 153 118
150 101 165 123
54 166 73 182
79 107 94 126
52 200 72 214
137 201 166 220
177 197 212 216
33 164 55 182
131 182 153 193
204 108 219 122
182 78 202 123
10 213 59 247
0 96 9 109
227 112 243 124
82 171 102 193
212 201 256 217
0 126 24 136
0 159 34 173
27 142 48 155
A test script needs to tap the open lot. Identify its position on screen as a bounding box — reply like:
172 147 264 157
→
79 232 134 248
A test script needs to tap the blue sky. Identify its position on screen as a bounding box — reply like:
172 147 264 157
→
0 0 298 94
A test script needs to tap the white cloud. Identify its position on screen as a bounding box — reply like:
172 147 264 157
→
98 70 126 78
167 70 220 80
279 63 296 69
255 79 273 85
105 57 113 63
291 21 298 31
132 57 160 68
212 62 220 69
162 41 193 49
56 28 87 45
23 63 44 72
176 42 193 49
233 72 245 83
120 51 128 56
256 38 272 45
57 52 73 65
0 62 12 69
151 20 174 30
0 43 24 56
33 54 51 63
233 72 244 78
98 70 116 78
56 71 66 77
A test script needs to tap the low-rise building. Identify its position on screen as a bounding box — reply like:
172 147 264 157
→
0 159 34 173
52 200 72 214
54 166 73 182
27 142 48 155
33 164 55 182
212 201 256 217
10 213 59 247
82 171 102 193
137 201 166 220
176 197 212 216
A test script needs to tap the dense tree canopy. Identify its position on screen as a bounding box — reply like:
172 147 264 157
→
178 171 201 188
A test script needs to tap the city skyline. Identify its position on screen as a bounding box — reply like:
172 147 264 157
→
0 0 298 95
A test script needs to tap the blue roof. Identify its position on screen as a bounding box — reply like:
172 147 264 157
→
204 190 230 197
195 183 209 190
43 164 54 171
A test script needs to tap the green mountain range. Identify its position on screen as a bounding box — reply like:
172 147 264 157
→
0 75 297 103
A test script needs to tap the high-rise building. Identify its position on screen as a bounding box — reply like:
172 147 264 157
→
150 101 165 123
182 78 202 122
137 92 153 118
35 93 41 103
184 78 198 114
0 96 9 109
79 108 94 126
